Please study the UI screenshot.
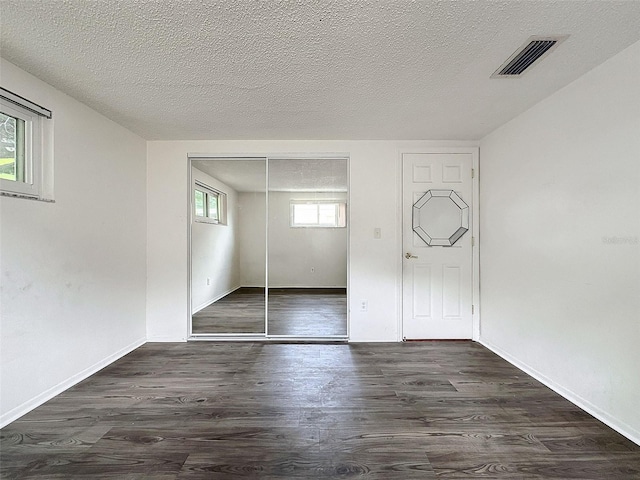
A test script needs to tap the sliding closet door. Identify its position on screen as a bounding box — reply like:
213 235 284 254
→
267 158 348 337
190 158 266 335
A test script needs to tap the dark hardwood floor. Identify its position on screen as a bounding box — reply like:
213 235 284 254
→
193 288 266 334
267 288 347 336
2 342 639 479
192 288 347 336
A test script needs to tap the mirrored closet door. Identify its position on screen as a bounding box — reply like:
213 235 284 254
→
190 157 266 335
267 158 348 337
190 156 348 339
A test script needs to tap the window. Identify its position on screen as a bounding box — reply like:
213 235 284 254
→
193 181 226 224
207 193 219 223
0 88 51 199
290 201 347 228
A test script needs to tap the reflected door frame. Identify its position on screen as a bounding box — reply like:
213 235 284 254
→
187 152 350 341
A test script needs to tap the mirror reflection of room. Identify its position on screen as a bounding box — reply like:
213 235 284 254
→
267 158 348 337
191 158 266 334
190 157 348 337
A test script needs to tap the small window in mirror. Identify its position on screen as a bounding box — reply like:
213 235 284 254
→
194 189 205 217
290 201 346 228
193 181 226 225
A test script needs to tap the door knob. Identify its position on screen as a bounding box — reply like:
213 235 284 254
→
405 252 418 259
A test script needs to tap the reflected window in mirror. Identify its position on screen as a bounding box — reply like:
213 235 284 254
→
290 201 346 228
194 181 227 225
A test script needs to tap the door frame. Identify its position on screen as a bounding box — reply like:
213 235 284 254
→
397 146 480 341
187 152 351 341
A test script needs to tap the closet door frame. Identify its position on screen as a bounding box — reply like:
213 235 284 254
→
187 152 350 342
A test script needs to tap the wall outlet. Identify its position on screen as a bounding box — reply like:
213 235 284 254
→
206 278 211 285
360 300 368 312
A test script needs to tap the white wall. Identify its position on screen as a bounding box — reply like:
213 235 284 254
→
147 140 476 342
0 59 147 427
479 40 640 443
238 191 266 287
191 167 240 312
238 191 347 288
269 191 348 288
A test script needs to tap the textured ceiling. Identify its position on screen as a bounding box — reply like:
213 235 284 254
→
192 158 348 192
1 1 640 140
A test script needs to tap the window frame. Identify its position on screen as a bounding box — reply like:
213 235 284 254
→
0 98 42 198
290 200 347 228
193 180 227 225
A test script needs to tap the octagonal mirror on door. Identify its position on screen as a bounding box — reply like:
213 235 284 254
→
412 189 469 246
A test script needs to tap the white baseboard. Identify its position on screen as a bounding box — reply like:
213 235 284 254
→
267 285 347 289
146 335 187 342
479 337 640 446
0 337 146 428
235 285 346 289
192 285 242 314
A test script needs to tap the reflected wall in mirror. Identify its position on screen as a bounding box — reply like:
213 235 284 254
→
190 158 266 334
267 158 348 337
413 189 469 246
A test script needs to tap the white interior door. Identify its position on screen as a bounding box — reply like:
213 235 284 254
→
402 151 474 339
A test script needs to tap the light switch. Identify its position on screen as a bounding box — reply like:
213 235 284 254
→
374 228 381 239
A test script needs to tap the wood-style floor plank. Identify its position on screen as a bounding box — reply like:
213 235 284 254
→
192 288 347 336
2 341 639 479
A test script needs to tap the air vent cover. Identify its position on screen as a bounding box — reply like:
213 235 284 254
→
491 35 568 78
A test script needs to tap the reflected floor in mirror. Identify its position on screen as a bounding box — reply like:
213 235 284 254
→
192 287 347 336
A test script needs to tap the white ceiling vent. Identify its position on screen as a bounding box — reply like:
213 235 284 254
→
491 35 569 78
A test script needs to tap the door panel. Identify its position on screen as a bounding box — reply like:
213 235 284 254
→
190 158 267 336
267 158 348 337
402 152 474 339
412 264 432 319
442 265 461 318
